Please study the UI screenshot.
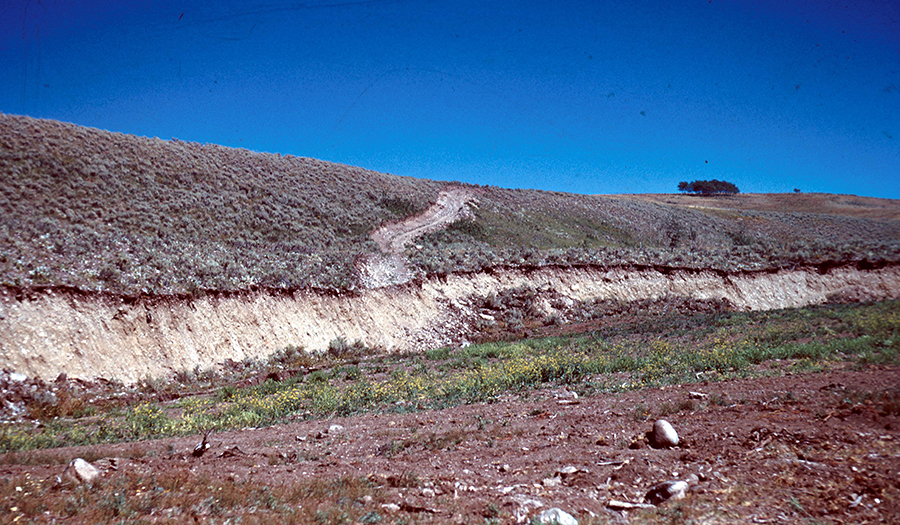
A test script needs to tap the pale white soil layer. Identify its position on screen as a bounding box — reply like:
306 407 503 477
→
1 264 898 383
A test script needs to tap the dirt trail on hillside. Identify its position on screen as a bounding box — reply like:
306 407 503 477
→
359 187 476 288
1 264 898 383
371 187 476 253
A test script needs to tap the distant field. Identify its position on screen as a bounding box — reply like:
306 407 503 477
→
615 192 900 220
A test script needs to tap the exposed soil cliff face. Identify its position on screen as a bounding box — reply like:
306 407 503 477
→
1 264 898 383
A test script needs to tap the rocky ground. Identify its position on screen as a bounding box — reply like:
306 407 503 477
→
2 363 898 524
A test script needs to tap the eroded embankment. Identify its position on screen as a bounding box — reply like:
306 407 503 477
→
1 264 898 383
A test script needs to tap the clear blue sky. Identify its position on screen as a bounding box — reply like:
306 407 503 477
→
2 0 898 198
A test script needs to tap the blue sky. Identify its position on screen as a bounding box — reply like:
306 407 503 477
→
2 0 898 198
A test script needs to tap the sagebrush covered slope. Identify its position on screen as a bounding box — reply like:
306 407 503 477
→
1 113 898 295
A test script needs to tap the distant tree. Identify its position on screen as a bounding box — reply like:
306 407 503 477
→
794 188 801 193
676 179 739 196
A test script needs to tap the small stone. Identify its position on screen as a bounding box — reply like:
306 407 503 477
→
381 503 400 512
64 458 100 484
328 424 345 434
535 507 578 525
557 466 580 477
650 420 679 448
644 480 689 505
607 499 656 510
542 476 562 488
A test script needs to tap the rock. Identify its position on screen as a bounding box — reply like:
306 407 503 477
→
688 391 707 399
93 457 119 473
556 465 580 477
192 429 213 457
650 419 679 448
509 494 544 523
644 480 689 505
541 476 562 488
381 503 400 512
64 458 100 484
607 500 656 510
535 507 578 525
328 424 345 434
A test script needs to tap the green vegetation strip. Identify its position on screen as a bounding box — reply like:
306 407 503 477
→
2 300 897 452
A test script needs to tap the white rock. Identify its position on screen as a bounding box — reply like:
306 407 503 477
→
64 458 100 484
607 499 656 510
644 480 689 505
651 419 679 448
541 476 562 488
328 424 345 434
557 466 580 477
535 507 578 525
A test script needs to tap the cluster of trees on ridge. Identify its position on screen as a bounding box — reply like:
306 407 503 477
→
678 179 740 195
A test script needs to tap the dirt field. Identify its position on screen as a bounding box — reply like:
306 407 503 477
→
3 362 897 524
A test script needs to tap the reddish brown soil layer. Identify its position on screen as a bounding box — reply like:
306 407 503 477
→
3 364 898 523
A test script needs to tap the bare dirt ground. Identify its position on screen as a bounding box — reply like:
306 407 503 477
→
3 363 898 524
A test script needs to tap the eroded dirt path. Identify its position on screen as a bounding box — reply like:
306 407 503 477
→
359 187 475 289
371 187 476 254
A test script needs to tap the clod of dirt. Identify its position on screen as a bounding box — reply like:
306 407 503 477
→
650 419 679 448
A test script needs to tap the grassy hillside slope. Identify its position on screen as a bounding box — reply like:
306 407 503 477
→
1 113 898 295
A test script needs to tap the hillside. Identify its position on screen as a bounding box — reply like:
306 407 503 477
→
2 113 898 296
